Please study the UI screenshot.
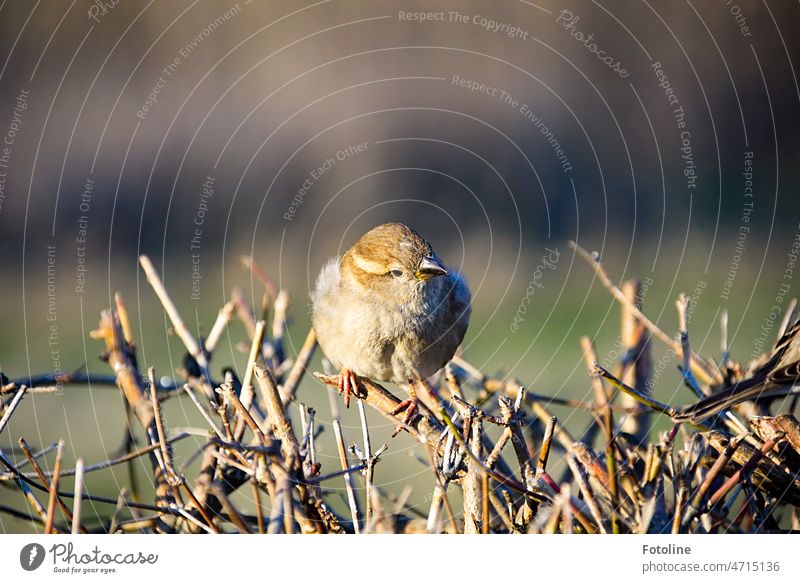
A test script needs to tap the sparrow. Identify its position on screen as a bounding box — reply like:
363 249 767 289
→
311 223 471 426
674 314 800 424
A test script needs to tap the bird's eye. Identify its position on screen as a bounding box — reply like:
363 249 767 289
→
389 269 403 278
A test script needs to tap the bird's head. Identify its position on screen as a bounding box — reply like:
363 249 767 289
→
340 223 449 299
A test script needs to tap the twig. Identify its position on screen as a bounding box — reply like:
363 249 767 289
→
544 490 565 534
190 441 219 522
240 320 266 413
498 393 535 491
204 300 236 353
71 459 84 534
109 489 128 533
271 290 290 365
314 372 443 452
234 320 267 441
210 483 252 534
139 256 208 369
439 407 547 501
676 294 704 398
182 384 225 441
256 364 327 534
307 462 368 484
44 440 64 534
481 472 490 534
0 448 51 529
218 382 268 446
426 481 447 534
240 254 278 300
12 441 58 469
9 432 191 482
10 372 184 393
231 287 257 340
0 385 28 435
94 308 177 530
618 279 652 440
0 503 50 526
211 451 252 475
488 490 515 533
682 434 746 527
177 474 220 533
266 478 284 534
175 506 215 534
581 338 619 533
148 368 178 484
300 404 317 468
570 241 720 385
536 416 557 475
421 443 460 534
275 473 296 534
280 328 317 404
18 438 81 532
567 453 607 533
117 517 158 532
0 454 199 516
706 434 785 510
462 412 484 534
1 385 60 396
451 356 486 385
333 419 361 533
485 428 512 470
357 400 375 531
114 292 135 348
593 363 678 417
672 481 688 534
252 479 265 534
254 365 297 455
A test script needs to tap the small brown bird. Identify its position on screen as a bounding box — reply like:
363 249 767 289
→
311 223 471 425
675 315 800 423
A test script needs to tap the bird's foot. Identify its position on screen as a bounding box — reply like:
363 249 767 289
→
390 398 418 436
390 380 420 436
337 368 360 408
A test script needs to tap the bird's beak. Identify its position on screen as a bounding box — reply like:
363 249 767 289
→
416 256 448 280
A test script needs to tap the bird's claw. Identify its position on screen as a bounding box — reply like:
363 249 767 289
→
390 397 419 436
337 368 360 408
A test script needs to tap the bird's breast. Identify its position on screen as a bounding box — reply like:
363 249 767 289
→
312 268 470 383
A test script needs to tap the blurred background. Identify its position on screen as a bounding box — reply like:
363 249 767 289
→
1 0 799 531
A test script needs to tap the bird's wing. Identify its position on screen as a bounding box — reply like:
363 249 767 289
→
311 257 342 309
448 272 472 340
